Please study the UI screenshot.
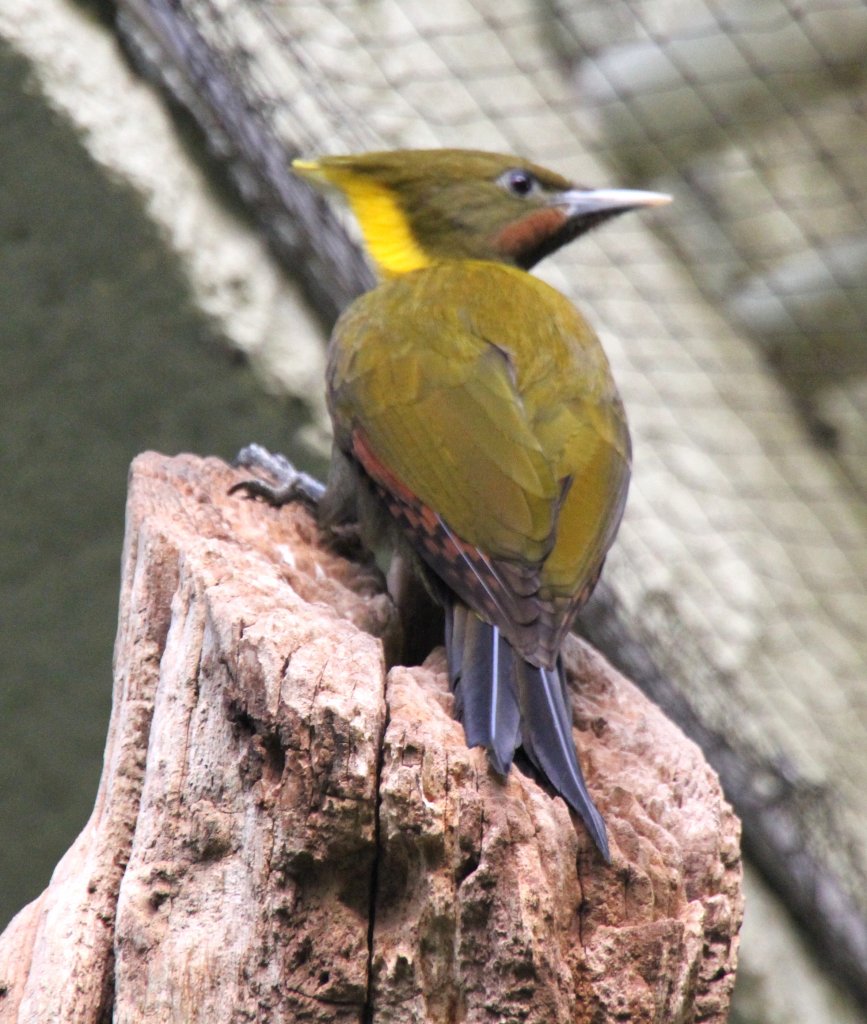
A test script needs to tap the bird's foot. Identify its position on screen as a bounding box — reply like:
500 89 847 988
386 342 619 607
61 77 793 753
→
229 444 325 508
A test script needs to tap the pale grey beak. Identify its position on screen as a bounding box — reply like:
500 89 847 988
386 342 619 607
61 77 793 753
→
557 187 672 216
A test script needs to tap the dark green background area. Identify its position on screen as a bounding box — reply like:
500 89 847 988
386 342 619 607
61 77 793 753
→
0 42 322 929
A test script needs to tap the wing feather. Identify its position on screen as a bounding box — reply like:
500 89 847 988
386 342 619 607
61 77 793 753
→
328 263 630 663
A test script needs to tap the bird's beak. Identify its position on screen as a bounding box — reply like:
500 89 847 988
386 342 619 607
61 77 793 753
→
555 187 672 218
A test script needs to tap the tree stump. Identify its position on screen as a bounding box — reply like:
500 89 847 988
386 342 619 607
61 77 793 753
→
0 453 742 1023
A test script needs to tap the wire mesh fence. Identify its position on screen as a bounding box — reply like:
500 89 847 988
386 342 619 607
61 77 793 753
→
148 0 867 482
563 0 867 480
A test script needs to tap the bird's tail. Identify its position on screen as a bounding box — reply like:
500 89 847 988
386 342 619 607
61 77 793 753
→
445 603 610 861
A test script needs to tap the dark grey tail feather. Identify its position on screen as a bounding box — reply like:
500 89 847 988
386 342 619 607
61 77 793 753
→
446 604 609 861
444 599 465 684
448 605 521 774
515 659 610 861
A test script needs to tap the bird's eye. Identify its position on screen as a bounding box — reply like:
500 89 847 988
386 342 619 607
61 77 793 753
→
501 168 537 197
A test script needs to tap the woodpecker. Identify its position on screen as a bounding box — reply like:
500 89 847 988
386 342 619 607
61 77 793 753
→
235 149 669 860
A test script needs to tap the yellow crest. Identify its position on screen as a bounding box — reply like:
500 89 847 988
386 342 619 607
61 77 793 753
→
293 159 430 277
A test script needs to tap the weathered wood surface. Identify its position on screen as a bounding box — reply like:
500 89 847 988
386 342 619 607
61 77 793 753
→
0 454 741 1023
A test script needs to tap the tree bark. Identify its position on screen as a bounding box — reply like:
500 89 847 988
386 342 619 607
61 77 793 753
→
0 454 742 1023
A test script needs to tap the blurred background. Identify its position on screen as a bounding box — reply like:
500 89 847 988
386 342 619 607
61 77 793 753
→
1 1 866 1021
0 0 330 935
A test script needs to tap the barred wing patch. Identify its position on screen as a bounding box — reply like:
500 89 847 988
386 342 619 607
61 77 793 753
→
352 427 569 665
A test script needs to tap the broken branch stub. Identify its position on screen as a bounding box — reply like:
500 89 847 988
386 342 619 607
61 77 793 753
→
0 453 742 1023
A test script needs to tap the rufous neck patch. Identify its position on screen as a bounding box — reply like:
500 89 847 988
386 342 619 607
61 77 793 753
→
493 208 568 261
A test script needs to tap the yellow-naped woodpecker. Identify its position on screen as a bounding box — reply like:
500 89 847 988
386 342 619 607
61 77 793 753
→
234 149 669 860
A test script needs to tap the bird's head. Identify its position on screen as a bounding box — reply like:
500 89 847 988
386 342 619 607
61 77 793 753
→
292 148 670 277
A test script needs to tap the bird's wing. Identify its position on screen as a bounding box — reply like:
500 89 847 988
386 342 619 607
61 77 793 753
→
343 342 559 642
328 266 627 659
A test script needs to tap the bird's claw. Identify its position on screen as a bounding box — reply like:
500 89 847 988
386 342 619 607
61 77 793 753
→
230 443 326 508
